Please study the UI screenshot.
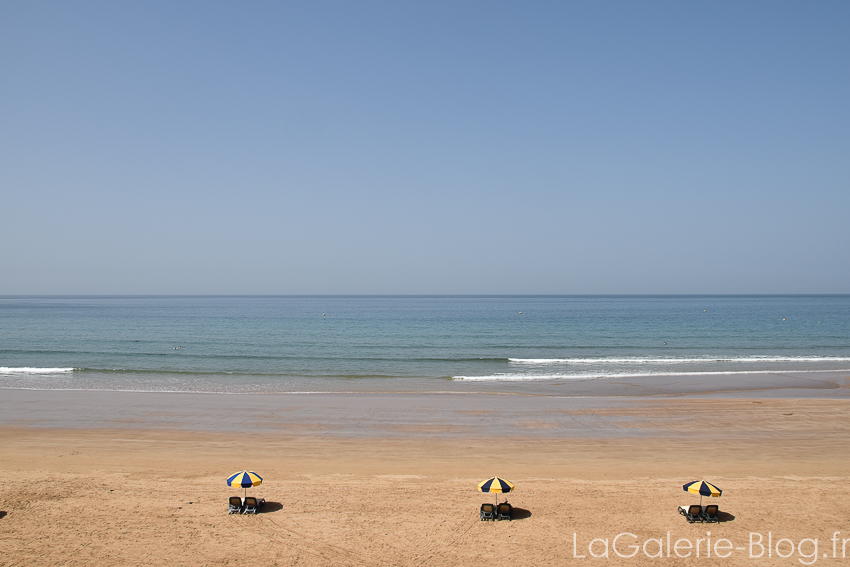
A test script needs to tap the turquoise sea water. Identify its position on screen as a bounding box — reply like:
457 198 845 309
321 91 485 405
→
1 295 848 394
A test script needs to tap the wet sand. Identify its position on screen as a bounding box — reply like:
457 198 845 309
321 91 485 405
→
1 369 849 436
2 386 850 566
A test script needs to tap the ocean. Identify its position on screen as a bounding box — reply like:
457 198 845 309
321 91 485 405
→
1 295 848 395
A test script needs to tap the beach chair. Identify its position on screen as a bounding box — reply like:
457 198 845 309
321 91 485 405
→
702 504 719 523
243 496 265 514
496 502 512 521
228 496 243 514
480 503 496 521
678 504 703 523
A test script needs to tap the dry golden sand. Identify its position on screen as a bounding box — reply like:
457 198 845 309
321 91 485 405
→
1 397 850 566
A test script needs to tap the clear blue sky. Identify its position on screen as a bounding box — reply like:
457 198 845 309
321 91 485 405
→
2 1 848 294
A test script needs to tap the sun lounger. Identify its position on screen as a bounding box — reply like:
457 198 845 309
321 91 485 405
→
228 496 243 514
497 502 512 521
702 504 719 523
678 504 703 523
243 496 265 514
480 503 496 521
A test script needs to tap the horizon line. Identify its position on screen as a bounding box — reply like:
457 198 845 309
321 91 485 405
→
2 293 849 299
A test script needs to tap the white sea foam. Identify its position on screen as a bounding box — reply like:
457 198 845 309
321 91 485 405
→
454 368 850 381
508 356 850 365
0 367 75 374
455 374 596 381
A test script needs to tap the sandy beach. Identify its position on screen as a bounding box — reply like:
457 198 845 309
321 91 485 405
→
4 0 850 560
2 387 850 566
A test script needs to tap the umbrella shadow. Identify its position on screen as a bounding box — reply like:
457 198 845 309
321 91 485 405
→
716 511 735 522
0 511 6 519
259 501 284 514
509 507 532 520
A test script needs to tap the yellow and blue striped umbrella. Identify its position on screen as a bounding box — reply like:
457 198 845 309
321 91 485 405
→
683 480 721 505
478 477 514 505
227 470 263 497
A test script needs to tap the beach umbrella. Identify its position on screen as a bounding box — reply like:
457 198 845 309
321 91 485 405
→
478 476 514 505
227 470 263 498
683 480 722 506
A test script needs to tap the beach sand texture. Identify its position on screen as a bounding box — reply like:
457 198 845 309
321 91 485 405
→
2 393 850 566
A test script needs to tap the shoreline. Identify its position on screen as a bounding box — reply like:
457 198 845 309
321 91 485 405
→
2 381 850 436
2 368 848 397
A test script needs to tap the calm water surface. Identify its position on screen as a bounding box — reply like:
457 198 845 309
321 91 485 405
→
1 295 848 393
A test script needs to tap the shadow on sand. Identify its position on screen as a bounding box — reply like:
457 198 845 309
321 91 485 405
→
259 501 284 514
0 511 6 519
716 511 735 522
509 507 532 520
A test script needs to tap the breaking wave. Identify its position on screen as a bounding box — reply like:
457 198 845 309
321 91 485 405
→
454 368 850 381
508 356 850 365
0 367 75 374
